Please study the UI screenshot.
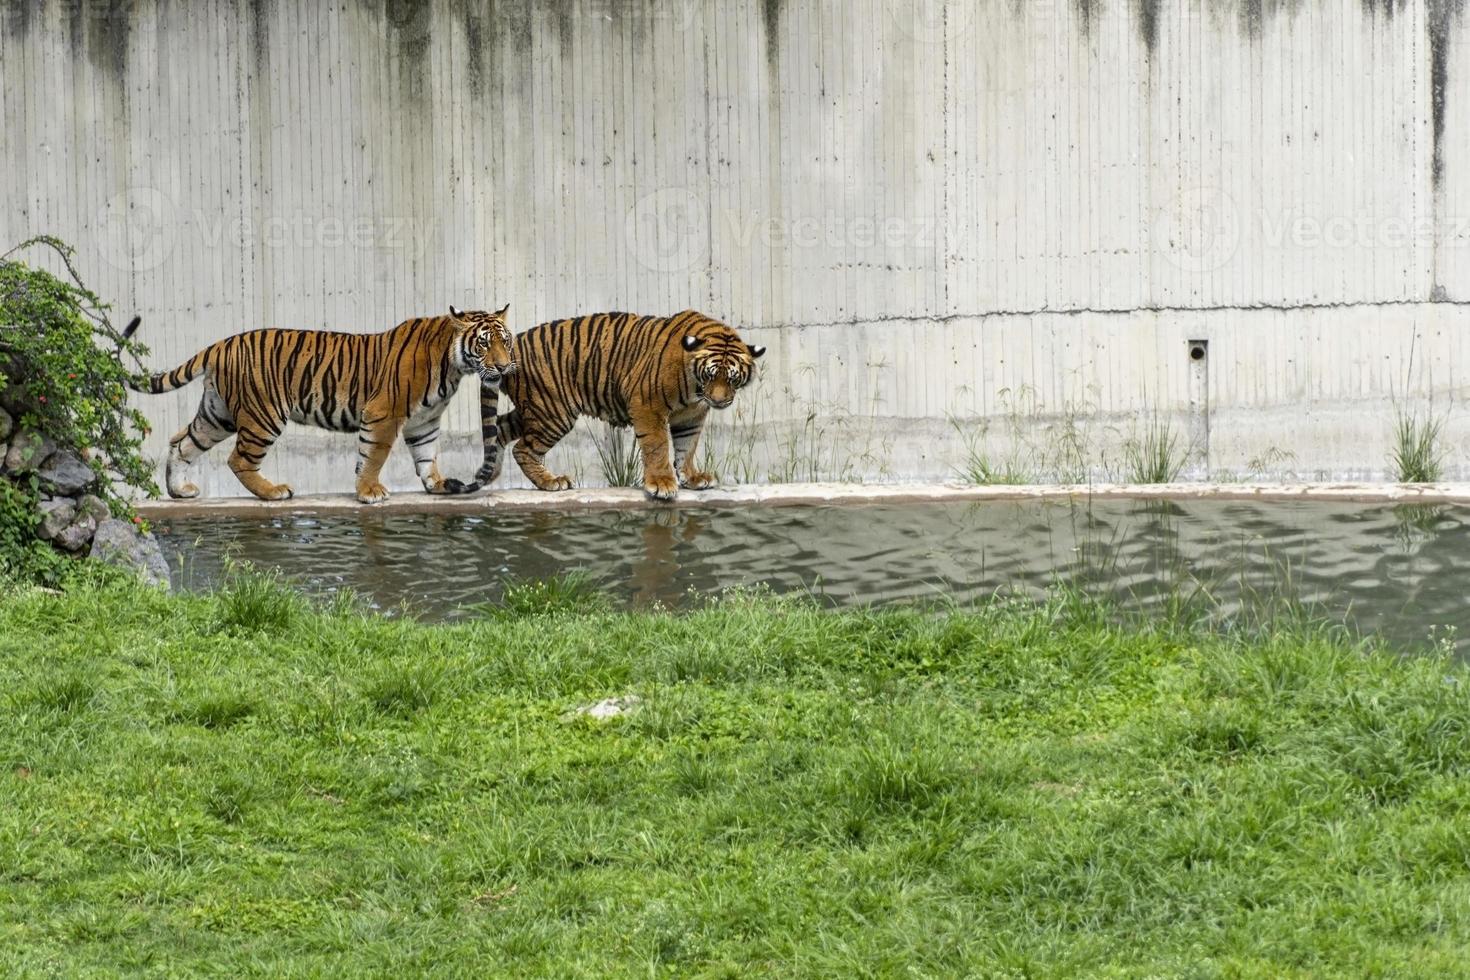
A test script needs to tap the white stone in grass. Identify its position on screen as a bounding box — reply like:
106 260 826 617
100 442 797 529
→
566 695 643 721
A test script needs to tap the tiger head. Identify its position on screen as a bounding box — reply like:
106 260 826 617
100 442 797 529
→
450 304 517 384
681 326 765 410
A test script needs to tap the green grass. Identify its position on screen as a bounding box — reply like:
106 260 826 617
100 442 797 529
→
4 572 1470 975
1122 413 1188 484
1390 407 1447 483
591 422 643 488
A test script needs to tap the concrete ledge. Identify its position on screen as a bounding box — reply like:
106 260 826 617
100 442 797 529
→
132 481 1470 518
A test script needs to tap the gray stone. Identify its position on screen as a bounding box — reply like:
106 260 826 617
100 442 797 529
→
36 497 77 540
0 406 11 442
54 513 97 553
75 494 111 524
4 430 54 474
89 517 171 587
37 449 95 495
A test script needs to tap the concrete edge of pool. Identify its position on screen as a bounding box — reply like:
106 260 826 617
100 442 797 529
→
133 481 1470 518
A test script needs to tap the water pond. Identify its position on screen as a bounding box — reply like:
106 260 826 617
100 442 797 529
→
151 498 1470 655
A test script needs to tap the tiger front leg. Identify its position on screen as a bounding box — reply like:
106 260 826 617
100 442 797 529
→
632 406 679 501
356 412 405 503
671 408 717 490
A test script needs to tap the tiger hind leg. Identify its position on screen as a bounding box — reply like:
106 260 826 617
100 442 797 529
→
227 414 294 501
355 411 404 504
512 415 574 492
402 418 461 494
166 388 235 498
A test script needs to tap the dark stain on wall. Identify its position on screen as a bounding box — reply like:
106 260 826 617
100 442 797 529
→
1239 0 1264 37
1074 0 1098 36
249 0 269 75
1134 0 1160 56
462 1 489 99
4 0 33 39
762 0 783 70
1360 0 1407 17
549 0 574 59
84 0 132 80
384 0 432 104
1429 0 1466 189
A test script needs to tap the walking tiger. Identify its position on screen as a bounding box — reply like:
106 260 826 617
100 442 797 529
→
466 310 764 500
121 305 516 503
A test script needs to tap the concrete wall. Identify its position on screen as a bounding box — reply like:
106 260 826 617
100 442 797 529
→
4 0 1470 495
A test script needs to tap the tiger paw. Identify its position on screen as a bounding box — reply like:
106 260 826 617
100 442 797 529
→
356 481 389 504
679 470 718 491
260 483 294 501
643 475 679 501
168 482 201 500
535 475 574 492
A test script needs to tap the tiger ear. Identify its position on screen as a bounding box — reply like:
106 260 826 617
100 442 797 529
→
682 335 704 352
748 344 766 359
448 304 463 318
496 303 510 317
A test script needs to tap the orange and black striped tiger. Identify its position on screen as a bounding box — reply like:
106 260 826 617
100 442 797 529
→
469 310 764 500
122 305 516 503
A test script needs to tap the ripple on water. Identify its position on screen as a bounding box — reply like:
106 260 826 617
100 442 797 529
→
153 498 1470 656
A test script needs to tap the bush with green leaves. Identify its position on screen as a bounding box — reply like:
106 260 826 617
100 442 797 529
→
0 236 156 581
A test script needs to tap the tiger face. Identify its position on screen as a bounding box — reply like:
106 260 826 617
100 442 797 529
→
681 330 765 410
450 304 517 384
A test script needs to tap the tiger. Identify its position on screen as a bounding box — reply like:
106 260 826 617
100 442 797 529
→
465 310 765 501
120 305 516 504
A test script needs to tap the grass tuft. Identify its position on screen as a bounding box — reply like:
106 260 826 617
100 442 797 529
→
1121 413 1187 484
490 572 610 619
591 422 642 488
1390 406 1447 483
215 565 306 634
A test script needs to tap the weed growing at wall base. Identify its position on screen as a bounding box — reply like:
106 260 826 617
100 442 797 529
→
3 572 1470 973
1390 406 1447 483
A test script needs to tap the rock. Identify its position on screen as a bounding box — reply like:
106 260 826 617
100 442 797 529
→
564 695 643 721
37 449 95 494
54 513 97 553
75 494 111 524
4 430 55 474
36 497 77 540
0 406 11 442
89 517 171 587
